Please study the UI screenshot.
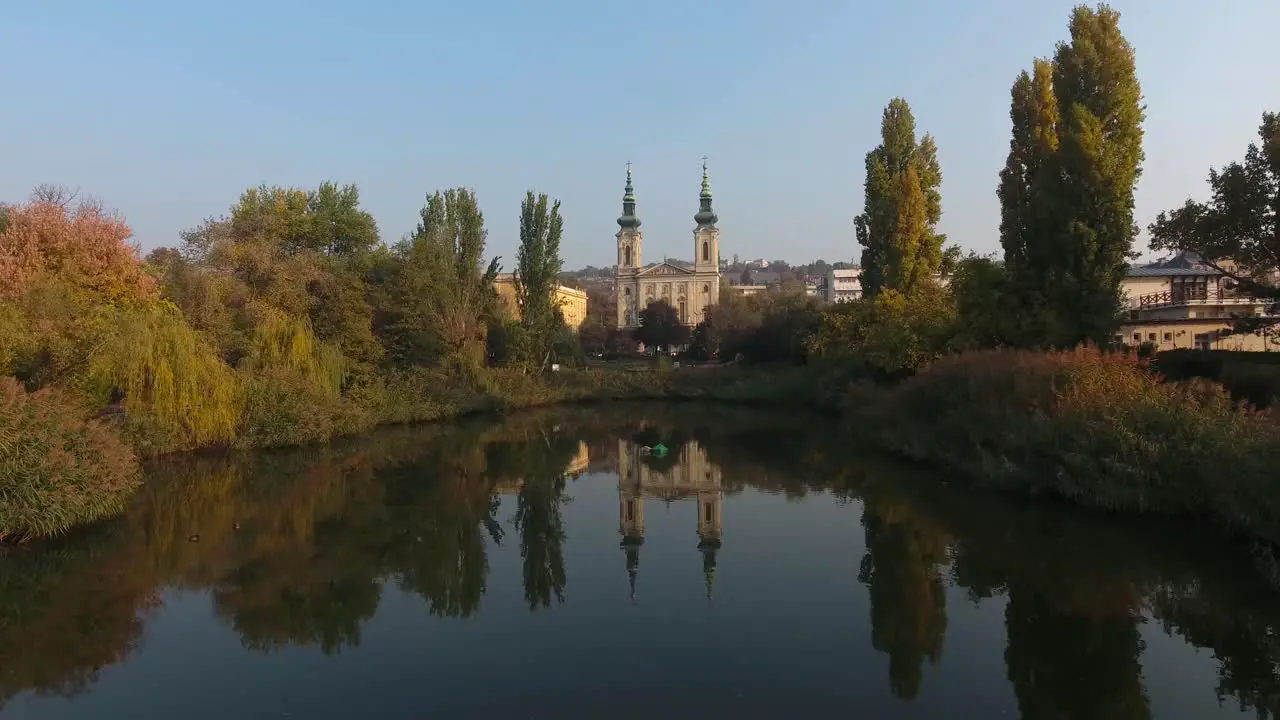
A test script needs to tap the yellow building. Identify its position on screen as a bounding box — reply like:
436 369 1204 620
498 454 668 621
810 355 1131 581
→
1119 252 1278 351
492 273 588 329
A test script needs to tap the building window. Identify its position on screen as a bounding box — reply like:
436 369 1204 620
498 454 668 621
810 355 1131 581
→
1163 332 1173 342
624 246 632 266
1132 333 1141 342
624 287 631 296
678 299 687 324
1147 333 1157 342
704 503 713 524
702 241 709 261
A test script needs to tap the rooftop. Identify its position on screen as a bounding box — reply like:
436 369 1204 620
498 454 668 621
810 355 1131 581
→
1127 251 1219 278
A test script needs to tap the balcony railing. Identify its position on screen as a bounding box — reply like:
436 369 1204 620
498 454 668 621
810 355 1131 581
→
1136 286 1265 309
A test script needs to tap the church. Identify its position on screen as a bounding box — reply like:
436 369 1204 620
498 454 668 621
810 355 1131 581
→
614 161 723 328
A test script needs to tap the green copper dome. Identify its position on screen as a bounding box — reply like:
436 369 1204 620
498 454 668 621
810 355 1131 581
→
617 163 641 230
693 159 717 227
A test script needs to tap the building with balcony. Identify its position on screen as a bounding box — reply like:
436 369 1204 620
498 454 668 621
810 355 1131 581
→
1118 252 1277 351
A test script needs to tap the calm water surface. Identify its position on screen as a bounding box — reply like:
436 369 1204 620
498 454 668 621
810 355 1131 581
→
2 404 1278 719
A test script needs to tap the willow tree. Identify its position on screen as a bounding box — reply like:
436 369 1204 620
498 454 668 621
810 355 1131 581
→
855 98 945 297
88 303 244 454
514 191 565 369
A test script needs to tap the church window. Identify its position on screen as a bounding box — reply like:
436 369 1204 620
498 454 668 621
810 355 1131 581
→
702 241 709 261
624 287 631 296
624 246 632 266
704 503 713 523
679 299 687 323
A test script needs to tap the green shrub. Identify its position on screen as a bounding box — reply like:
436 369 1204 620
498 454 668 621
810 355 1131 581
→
862 348 1280 543
237 366 342 448
0 379 141 540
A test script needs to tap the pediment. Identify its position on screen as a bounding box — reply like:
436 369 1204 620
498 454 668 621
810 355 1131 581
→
638 262 695 277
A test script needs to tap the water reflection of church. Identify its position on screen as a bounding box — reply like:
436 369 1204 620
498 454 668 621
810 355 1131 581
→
617 438 723 602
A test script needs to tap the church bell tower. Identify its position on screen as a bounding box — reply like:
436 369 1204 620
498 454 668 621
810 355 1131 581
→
693 158 719 274
616 163 642 270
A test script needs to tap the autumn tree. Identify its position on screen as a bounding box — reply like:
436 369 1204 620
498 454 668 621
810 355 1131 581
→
514 191 566 369
636 300 688 353
854 98 945 298
0 200 156 304
1148 112 1279 334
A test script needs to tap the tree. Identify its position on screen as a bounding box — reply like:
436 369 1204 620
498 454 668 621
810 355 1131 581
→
1148 112 1279 333
229 183 378 258
636 300 688 353
855 98 944 298
949 255 1056 350
998 59 1060 344
515 191 566 370
384 188 501 369
1039 2 1152 345
0 200 156 305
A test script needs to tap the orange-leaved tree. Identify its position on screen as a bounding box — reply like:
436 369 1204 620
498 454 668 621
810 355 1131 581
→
0 200 156 305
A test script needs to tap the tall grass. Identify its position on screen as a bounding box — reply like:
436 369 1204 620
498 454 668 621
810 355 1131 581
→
859 347 1280 544
0 379 141 541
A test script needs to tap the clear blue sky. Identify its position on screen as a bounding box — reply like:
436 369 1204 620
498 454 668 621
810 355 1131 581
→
2 0 1277 269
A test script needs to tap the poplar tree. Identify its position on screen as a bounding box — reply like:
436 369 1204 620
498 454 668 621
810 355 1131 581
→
855 98 944 297
390 188 500 369
515 191 565 369
997 4 1144 348
996 59 1061 346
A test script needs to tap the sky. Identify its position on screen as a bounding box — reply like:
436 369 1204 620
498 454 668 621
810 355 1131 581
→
2 0 1277 270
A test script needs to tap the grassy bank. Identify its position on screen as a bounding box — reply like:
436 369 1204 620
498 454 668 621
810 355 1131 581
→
850 347 1280 549
0 362 825 541
9 345 1280 551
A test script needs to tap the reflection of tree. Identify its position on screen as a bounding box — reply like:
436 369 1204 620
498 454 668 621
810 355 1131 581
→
857 499 949 700
1005 584 1150 719
497 431 579 611
7 403 1280 717
381 444 501 620
1151 585 1280 718
516 477 568 610
0 528 157 710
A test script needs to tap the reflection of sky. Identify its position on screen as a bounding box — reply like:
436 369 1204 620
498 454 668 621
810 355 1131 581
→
4 470 1256 719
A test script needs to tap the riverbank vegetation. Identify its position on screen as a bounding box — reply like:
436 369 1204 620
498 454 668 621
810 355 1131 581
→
3 4 1279 544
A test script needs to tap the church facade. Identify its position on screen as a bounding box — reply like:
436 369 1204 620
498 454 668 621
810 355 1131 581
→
614 162 722 328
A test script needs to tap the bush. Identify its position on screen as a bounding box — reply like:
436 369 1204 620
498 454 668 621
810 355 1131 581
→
237 366 343 448
861 348 1280 544
1154 349 1280 410
0 379 141 540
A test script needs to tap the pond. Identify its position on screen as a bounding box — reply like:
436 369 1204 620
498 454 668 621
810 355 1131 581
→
1 404 1278 719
